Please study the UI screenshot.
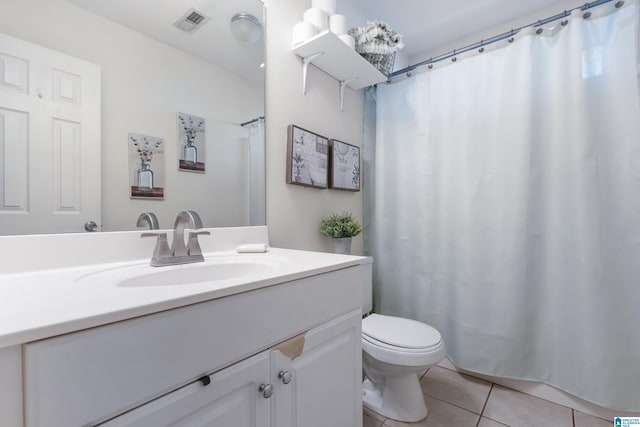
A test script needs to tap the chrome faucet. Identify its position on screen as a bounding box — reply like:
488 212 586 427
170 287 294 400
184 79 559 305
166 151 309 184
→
136 212 159 230
141 210 210 267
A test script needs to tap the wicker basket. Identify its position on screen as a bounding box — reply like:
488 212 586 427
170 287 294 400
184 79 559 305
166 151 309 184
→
359 52 396 76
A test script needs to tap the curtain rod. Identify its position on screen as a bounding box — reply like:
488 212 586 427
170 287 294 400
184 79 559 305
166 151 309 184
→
241 116 265 127
387 0 621 80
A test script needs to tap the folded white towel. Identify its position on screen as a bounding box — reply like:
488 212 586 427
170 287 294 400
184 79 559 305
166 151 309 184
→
236 243 269 253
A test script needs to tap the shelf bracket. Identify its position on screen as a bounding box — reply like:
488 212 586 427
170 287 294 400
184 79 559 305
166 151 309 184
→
339 78 358 112
302 52 324 95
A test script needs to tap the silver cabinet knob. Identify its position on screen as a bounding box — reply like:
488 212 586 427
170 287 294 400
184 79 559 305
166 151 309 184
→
259 383 273 398
278 370 292 385
84 221 98 232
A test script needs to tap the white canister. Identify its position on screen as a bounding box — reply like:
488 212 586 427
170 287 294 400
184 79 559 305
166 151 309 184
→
312 0 336 15
292 21 317 46
339 34 355 49
329 14 347 35
303 8 328 31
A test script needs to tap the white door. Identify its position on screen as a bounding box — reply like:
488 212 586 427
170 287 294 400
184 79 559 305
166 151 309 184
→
0 32 100 235
100 350 272 427
271 309 363 427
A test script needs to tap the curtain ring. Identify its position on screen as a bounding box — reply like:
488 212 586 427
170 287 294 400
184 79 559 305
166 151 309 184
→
451 49 457 62
583 2 592 19
428 58 433 70
615 1 625 8
536 20 543 35
479 40 485 53
508 29 515 43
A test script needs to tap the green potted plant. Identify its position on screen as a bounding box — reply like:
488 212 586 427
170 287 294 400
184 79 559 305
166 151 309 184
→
320 212 362 255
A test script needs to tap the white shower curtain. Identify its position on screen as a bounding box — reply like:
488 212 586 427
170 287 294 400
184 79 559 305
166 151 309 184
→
365 2 640 411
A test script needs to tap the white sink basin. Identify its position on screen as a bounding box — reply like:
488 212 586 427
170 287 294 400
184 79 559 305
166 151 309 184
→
119 261 274 287
77 254 290 288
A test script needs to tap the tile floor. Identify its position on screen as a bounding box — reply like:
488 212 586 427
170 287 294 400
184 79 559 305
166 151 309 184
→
362 365 614 427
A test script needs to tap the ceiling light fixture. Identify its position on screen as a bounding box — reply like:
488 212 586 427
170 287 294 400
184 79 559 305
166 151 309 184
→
230 13 262 44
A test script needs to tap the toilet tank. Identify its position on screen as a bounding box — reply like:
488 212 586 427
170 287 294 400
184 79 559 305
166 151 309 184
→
362 259 373 314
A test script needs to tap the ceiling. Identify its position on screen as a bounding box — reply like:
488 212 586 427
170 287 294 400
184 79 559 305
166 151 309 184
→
347 0 579 59
65 0 580 82
66 0 264 86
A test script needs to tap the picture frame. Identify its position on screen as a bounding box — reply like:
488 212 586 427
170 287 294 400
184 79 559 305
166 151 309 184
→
286 125 329 189
329 139 360 191
177 112 206 172
128 133 165 199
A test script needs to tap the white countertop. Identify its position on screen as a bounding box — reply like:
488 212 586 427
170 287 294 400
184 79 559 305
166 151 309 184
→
0 247 371 349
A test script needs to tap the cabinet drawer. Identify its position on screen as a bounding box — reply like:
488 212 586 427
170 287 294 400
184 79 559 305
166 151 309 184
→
24 266 363 427
100 351 271 427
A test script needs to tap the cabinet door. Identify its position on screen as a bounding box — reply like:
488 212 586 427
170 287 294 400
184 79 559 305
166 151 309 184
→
271 309 362 427
100 351 271 427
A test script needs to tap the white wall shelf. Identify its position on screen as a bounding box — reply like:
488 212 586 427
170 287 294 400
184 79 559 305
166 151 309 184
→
292 30 387 110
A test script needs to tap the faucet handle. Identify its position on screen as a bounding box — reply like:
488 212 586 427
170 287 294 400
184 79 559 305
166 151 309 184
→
187 230 210 257
141 232 171 264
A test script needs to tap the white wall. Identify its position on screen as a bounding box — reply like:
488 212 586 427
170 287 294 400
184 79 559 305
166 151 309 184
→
264 0 366 254
0 0 263 231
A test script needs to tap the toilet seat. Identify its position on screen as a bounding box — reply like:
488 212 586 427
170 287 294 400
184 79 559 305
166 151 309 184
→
362 314 445 367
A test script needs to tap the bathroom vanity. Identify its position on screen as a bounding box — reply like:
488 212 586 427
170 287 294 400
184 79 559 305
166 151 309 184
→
0 226 370 427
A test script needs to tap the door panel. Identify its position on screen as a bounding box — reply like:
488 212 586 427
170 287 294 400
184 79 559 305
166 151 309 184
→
0 33 100 234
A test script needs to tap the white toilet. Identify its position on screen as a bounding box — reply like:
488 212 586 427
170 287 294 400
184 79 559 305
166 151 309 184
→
361 264 446 422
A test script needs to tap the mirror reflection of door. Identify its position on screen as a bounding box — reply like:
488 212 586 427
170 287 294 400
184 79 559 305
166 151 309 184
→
0 33 101 235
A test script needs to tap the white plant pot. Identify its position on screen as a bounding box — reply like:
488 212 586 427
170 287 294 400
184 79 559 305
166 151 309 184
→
332 237 352 255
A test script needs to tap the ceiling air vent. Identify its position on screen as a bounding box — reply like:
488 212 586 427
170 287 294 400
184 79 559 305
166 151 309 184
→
173 8 210 34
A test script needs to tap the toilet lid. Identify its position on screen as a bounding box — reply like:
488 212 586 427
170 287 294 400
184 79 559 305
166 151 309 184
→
362 314 442 350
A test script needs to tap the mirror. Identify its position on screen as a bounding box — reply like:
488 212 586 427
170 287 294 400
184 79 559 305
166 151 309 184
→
0 0 265 235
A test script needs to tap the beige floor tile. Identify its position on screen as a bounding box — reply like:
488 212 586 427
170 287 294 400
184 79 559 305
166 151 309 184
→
483 386 573 427
477 417 510 427
383 395 479 427
364 406 387 423
419 365 492 414
574 411 611 427
364 411 384 427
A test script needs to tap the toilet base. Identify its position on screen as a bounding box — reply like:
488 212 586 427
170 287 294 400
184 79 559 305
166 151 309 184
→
362 374 428 423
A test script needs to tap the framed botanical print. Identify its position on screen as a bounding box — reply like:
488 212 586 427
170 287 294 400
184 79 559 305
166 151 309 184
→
128 133 165 199
286 125 329 189
177 112 206 172
329 139 360 191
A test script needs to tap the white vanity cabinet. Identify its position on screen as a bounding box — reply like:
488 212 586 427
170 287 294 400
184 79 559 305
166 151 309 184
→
18 265 365 427
100 309 362 427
